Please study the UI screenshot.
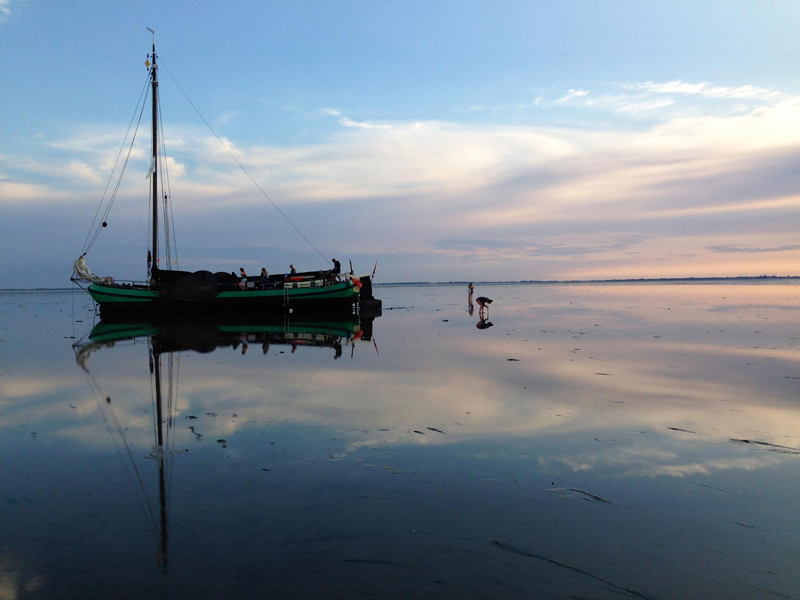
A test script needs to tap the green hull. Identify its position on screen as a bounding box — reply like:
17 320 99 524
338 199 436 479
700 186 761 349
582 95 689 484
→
87 279 360 314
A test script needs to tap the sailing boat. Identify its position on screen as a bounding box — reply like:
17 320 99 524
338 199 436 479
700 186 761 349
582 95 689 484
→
72 32 380 317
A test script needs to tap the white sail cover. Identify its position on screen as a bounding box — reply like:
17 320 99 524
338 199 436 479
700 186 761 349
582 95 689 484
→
74 255 102 283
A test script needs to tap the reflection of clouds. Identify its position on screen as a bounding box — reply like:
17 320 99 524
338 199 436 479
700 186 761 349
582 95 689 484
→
4 285 799 484
636 456 783 478
540 443 783 479
0 558 44 600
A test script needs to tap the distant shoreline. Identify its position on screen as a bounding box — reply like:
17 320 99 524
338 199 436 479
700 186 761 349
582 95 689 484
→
378 275 800 286
3 275 798 292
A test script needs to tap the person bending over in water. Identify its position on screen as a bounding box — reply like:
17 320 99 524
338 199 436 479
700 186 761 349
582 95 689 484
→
476 296 492 318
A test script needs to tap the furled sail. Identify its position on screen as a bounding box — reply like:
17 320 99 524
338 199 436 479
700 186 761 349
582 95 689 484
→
74 255 102 283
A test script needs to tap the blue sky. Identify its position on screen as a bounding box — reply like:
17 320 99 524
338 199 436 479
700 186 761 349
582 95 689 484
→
2 0 800 287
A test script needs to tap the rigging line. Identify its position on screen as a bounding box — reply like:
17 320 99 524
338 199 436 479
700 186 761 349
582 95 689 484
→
82 74 151 256
166 351 181 496
156 91 172 267
157 93 179 268
147 182 152 262
158 58 330 266
81 367 159 536
157 94 178 260
238 350 333 462
85 87 150 254
71 281 76 340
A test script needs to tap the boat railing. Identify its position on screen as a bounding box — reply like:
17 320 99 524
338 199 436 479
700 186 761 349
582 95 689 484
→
71 275 152 289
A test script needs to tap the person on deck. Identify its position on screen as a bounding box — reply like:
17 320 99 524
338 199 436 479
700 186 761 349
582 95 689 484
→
290 264 297 275
332 258 342 281
260 267 269 289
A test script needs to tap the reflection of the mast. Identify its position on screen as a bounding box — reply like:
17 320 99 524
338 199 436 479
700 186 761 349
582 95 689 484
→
73 338 176 574
72 313 380 574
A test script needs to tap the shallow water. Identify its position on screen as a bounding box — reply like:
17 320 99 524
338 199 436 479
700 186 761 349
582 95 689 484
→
1 283 799 599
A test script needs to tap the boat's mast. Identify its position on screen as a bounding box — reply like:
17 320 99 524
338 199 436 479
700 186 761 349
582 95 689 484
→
149 28 159 282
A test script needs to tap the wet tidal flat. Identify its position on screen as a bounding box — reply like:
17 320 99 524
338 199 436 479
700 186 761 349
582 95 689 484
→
1 283 799 599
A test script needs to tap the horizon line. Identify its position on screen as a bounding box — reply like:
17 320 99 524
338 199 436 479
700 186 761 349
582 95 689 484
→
2 274 799 292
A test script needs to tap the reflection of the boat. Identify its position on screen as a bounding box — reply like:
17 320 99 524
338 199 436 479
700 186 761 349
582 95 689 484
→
72 312 379 575
76 312 379 365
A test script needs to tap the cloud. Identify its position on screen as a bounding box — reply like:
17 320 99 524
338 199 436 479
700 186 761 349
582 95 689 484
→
614 98 675 114
435 236 646 259
625 80 781 101
707 244 800 254
557 89 590 103
217 110 240 126
453 104 488 113
67 161 102 185
322 107 392 130
4 82 800 285
0 0 10 19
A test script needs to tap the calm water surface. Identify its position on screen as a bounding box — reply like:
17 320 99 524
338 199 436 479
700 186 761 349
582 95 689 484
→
1 283 799 599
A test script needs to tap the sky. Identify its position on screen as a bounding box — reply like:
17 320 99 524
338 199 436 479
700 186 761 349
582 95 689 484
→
1 0 800 288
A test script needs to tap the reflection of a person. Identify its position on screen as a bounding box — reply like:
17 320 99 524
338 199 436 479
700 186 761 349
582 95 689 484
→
262 340 270 355
468 282 474 315
476 317 493 329
334 342 343 359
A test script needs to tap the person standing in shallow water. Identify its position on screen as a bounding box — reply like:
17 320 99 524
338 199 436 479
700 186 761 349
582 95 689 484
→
468 282 474 296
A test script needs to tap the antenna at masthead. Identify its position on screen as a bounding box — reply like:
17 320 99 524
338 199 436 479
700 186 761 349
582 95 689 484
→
146 27 154 46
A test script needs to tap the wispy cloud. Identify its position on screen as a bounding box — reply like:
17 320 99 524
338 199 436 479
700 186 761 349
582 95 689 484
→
4 84 800 282
557 89 590 103
453 104 489 113
217 110 240 126
625 80 781 101
0 0 11 20
708 244 800 254
322 108 392 130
